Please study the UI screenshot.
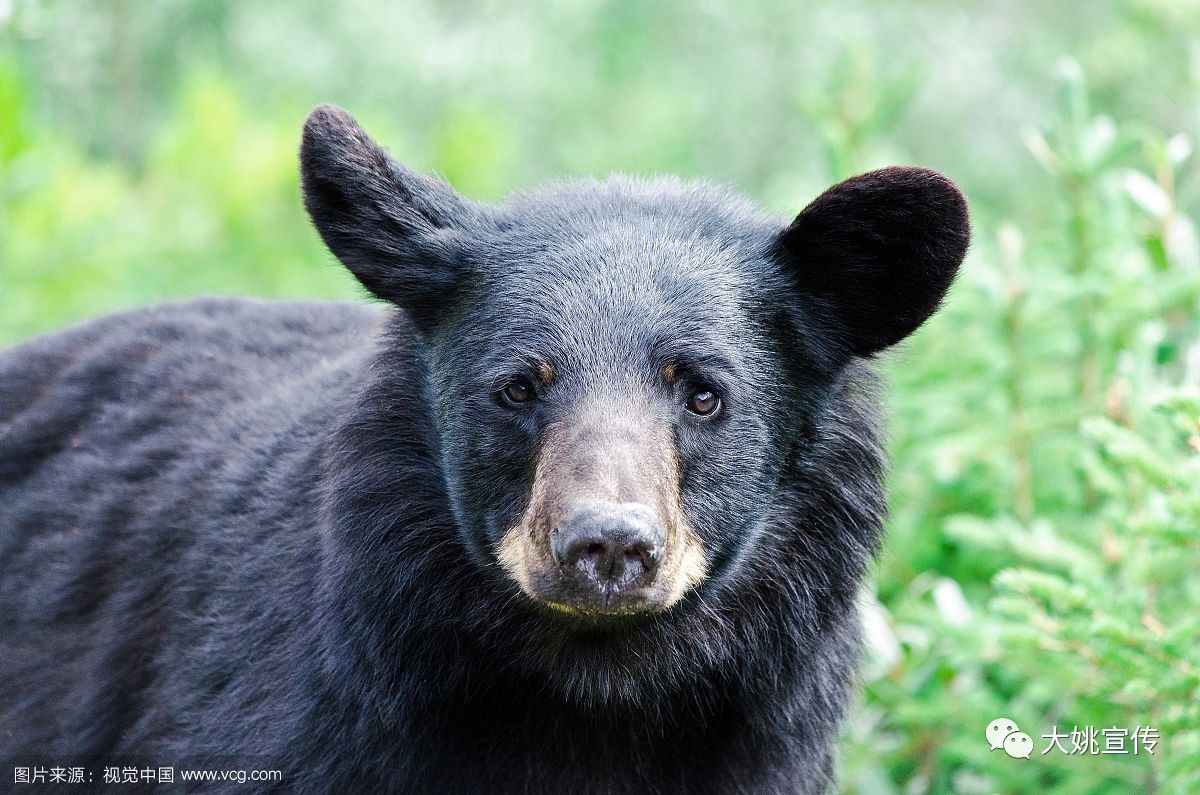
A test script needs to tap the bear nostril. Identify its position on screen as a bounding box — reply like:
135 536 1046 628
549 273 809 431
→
578 542 609 574
623 543 655 570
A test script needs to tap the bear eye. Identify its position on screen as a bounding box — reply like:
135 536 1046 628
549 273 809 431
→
686 389 721 416
500 378 535 407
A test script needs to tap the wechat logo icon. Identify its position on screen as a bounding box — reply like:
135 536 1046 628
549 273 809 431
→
987 718 1032 759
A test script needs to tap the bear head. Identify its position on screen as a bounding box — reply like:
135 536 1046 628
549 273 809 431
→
300 104 968 623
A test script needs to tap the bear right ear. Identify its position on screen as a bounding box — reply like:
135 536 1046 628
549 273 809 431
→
300 104 481 330
776 167 970 359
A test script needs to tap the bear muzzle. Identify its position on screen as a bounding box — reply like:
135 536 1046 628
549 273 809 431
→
495 407 707 617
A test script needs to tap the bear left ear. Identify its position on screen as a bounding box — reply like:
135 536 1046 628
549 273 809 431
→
776 167 970 358
300 104 484 332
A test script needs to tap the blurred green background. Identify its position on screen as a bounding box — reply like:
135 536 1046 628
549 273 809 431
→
2 1 1198 792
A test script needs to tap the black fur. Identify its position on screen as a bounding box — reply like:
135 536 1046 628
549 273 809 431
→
0 104 968 793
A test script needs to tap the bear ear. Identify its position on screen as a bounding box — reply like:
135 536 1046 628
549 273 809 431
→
776 167 969 358
300 104 481 330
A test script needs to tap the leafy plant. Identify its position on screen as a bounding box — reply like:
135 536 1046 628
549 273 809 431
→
846 60 1200 794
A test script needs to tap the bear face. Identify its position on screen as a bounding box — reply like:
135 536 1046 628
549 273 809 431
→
301 104 968 623
426 184 793 618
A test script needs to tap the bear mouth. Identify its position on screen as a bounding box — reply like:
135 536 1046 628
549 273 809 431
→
535 579 673 618
528 593 670 631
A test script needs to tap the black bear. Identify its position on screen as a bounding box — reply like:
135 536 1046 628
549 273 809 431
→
0 105 968 793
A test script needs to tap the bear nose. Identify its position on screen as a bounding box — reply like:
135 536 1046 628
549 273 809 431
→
552 502 664 587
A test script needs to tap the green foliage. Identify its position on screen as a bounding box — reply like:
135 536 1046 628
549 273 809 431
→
855 388 1199 794
0 66 359 343
1 2 1198 792
846 61 1200 794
